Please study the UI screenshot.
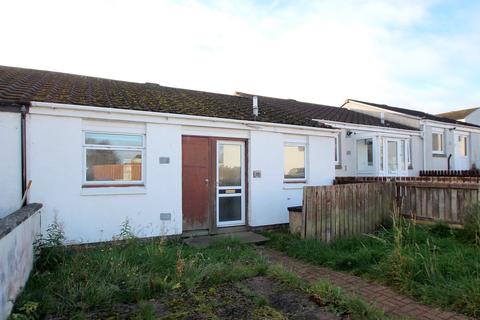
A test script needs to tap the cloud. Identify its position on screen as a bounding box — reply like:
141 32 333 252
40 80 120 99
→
0 0 478 113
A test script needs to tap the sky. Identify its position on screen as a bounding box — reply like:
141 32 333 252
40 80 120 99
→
1 0 479 114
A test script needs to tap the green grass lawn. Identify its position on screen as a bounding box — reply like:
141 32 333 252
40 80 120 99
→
12 236 394 320
263 221 480 318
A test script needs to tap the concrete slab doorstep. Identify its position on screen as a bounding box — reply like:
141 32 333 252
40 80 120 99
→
183 231 269 249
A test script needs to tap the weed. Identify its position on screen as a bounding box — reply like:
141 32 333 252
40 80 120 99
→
264 218 480 317
464 203 480 244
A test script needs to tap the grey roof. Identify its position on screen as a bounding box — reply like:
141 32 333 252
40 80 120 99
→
346 99 480 129
236 93 418 131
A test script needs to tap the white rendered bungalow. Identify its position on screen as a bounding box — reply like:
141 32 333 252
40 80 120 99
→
0 66 342 243
343 100 480 171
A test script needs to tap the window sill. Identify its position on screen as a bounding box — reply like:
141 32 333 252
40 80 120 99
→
283 180 307 184
81 185 147 196
432 153 446 158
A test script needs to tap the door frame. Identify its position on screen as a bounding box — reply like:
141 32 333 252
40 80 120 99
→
182 135 248 235
216 140 246 227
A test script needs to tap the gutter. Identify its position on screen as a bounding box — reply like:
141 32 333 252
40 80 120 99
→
313 119 421 136
31 101 340 136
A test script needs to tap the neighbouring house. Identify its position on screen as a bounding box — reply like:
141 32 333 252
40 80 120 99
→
236 93 421 177
343 99 480 171
0 66 341 243
438 107 480 168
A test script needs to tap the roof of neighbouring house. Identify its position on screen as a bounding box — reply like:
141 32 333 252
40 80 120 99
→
344 99 480 128
437 107 479 121
235 93 418 131
0 65 330 129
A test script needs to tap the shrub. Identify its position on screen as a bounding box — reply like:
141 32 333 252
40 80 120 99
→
463 203 480 244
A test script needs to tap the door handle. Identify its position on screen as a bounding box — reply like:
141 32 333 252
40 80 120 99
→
205 178 209 185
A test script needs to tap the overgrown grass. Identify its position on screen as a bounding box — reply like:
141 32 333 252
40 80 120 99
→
14 238 267 318
264 220 480 317
13 227 395 320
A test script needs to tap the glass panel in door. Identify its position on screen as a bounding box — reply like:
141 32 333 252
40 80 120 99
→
387 140 398 174
217 141 245 227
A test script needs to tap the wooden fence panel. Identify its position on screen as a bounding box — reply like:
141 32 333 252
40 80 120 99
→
302 183 394 242
396 181 480 224
301 180 480 242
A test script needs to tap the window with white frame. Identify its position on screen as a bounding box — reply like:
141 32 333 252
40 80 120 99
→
284 144 306 181
356 138 374 173
432 129 445 154
83 132 145 186
334 134 340 165
458 135 468 157
407 138 412 168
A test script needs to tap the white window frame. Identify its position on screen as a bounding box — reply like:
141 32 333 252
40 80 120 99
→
334 134 340 166
432 128 445 155
457 134 468 157
82 131 145 186
406 138 412 168
355 137 375 174
283 142 307 183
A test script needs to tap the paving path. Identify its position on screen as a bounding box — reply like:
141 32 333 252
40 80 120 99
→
257 247 468 320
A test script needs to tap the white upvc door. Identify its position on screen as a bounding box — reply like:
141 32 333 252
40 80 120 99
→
216 141 246 227
454 133 469 170
385 139 408 176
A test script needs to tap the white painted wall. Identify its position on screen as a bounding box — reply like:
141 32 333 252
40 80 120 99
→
28 114 182 243
27 109 336 243
0 112 22 218
249 131 334 227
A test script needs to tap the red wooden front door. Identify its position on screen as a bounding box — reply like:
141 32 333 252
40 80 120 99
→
182 136 212 231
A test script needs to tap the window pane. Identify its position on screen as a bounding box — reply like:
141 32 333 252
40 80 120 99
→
356 138 374 172
85 132 143 147
86 149 142 182
218 144 241 187
458 136 468 156
334 137 338 162
388 141 398 173
432 132 443 152
400 140 406 171
284 145 305 179
219 196 241 222
379 138 384 171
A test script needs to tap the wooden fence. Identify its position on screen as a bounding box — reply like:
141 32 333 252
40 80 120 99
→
334 176 480 185
396 181 480 224
302 183 395 242
301 180 480 242
420 170 480 177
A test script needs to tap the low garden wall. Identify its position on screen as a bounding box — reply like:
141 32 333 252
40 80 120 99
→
0 203 42 320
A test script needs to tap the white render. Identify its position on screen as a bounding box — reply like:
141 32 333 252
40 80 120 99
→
0 112 22 218
26 102 337 243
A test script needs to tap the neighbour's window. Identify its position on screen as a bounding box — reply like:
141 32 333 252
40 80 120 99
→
83 132 144 186
432 129 444 154
357 138 374 173
407 138 412 168
458 135 468 157
284 144 306 181
334 134 340 165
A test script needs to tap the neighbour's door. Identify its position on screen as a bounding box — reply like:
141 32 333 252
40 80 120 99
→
454 133 469 170
216 141 245 227
182 136 211 232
